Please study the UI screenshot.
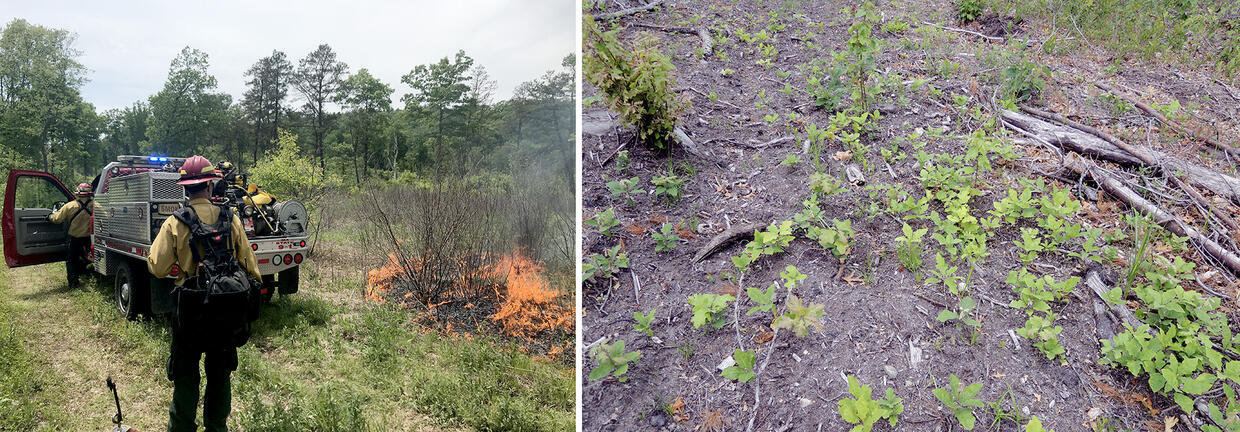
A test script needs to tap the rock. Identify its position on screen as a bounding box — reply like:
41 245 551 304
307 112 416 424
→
1022 406 1030 416
885 365 898 379
582 111 619 136
717 355 736 372
1087 407 1103 421
799 397 814 408
648 413 668 428
909 341 924 368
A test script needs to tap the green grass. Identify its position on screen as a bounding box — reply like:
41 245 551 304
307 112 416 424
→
0 240 574 431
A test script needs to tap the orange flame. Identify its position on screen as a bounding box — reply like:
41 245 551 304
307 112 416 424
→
365 249 573 343
487 250 573 341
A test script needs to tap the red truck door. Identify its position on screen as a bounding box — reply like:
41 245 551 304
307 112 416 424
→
3 170 74 267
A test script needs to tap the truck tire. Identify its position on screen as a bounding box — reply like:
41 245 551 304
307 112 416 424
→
278 267 299 295
115 260 148 321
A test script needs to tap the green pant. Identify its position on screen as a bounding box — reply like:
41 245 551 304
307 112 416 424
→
167 334 237 432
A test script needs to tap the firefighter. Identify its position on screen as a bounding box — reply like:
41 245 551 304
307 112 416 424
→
147 155 260 432
47 183 96 288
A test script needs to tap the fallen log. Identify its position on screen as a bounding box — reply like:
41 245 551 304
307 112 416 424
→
628 23 713 55
1094 82 1240 160
1000 109 1240 205
590 0 666 20
1064 156 1240 277
692 222 765 263
1019 106 1240 236
1083 266 1145 337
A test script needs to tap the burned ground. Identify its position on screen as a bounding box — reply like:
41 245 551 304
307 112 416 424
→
582 1 1240 431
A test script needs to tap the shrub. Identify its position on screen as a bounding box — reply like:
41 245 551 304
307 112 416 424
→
956 0 984 23
250 128 340 204
584 18 685 150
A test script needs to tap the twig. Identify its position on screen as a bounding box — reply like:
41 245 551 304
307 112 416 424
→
1095 82 1240 160
590 0 665 20
1216 78 1240 104
630 265 641 304
746 136 795 149
687 87 743 111
920 21 1004 42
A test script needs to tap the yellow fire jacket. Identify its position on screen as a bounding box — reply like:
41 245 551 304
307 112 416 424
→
48 198 97 238
147 198 261 285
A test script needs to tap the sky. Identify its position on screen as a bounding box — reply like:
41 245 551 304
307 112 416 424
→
1 0 576 111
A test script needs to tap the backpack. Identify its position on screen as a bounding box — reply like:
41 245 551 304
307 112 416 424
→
171 204 260 349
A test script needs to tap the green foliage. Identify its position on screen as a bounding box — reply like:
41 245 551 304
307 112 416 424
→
1018 312 1065 361
732 221 796 273
650 174 685 205
772 295 825 337
614 150 630 171
688 293 735 330
895 223 928 274
651 223 681 252
606 176 645 206
926 253 963 292
1025 417 1055 432
584 207 620 237
746 283 777 318
250 129 329 199
809 172 843 196
633 309 656 337
991 184 1039 223
780 265 807 290
956 0 984 23
936 296 982 333
781 153 801 168
844 2 882 111
584 19 684 150
584 245 629 282
1006 268 1080 314
999 51 1047 103
721 349 756 382
837 376 904 431
807 218 855 260
933 374 984 430
1015 227 1044 265
589 339 642 382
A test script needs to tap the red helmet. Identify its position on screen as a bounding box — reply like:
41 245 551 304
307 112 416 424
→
75 183 92 196
176 155 220 185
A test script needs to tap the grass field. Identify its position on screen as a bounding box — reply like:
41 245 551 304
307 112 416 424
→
0 236 574 431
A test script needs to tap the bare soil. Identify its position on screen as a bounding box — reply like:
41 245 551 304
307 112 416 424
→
581 1 1240 431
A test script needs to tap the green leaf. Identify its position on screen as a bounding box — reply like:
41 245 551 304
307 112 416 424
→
936 309 959 322
589 364 612 381
734 350 756 369
954 408 976 430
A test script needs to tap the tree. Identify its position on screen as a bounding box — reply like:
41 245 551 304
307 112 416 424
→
401 50 475 178
242 50 293 161
338 68 392 184
147 47 231 156
294 44 348 170
0 19 89 173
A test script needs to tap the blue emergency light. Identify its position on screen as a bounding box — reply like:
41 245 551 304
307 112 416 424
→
148 156 168 162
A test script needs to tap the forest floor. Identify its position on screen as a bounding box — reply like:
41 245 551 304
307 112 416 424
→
0 221 574 431
581 1 1240 431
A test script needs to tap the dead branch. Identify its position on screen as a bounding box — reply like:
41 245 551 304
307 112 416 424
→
1095 82 1240 160
1084 267 1145 334
1000 109 1240 205
919 21 1005 42
1020 106 1240 236
1064 156 1240 277
673 126 707 158
628 23 713 54
590 0 666 20
692 222 765 263
745 136 795 149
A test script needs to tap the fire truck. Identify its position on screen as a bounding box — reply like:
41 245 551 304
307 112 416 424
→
2 155 309 320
